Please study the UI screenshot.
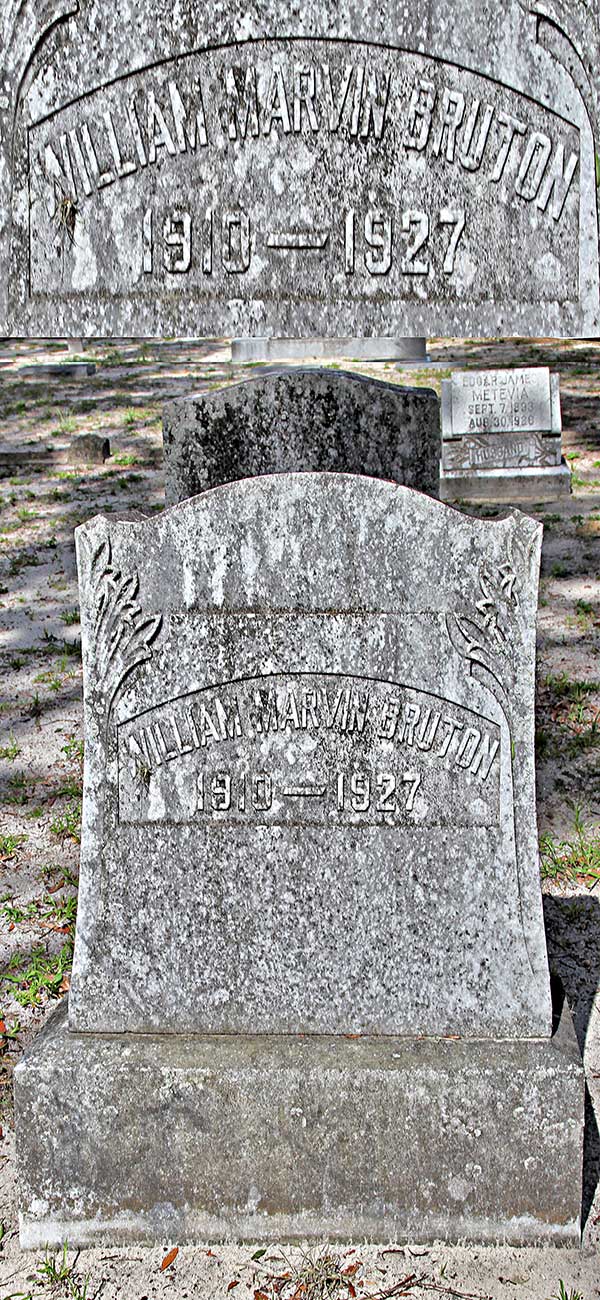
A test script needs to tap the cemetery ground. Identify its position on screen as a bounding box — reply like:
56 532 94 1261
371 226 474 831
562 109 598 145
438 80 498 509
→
0 337 599 1300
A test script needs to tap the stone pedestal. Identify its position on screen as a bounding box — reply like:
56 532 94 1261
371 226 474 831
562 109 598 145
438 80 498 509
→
16 986 583 1249
231 338 429 364
439 460 572 503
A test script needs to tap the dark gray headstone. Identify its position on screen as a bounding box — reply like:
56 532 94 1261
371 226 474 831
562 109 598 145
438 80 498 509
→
163 369 440 503
1 1 599 336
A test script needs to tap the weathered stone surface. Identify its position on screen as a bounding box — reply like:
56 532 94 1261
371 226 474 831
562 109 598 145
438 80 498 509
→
230 338 429 363
163 369 440 504
70 474 551 1037
20 362 97 379
15 987 584 1248
1 1 599 336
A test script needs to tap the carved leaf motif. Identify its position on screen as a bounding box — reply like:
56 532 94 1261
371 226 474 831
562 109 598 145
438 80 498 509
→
447 512 540 700
85 535 162 727
447 560 519 697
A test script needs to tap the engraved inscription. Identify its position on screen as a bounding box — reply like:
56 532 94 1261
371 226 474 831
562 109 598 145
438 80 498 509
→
117 673 501 826
443 432 562 470
28 40 581 307
449 368 554 435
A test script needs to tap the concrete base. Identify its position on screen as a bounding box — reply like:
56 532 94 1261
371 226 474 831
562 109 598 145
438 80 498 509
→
231 337 429 364
440 460 572 504
15 989 583 1249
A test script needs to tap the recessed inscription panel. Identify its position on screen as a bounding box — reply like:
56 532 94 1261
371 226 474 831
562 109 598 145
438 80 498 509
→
28 40 581 316
443 433 562 470
118 673 501 827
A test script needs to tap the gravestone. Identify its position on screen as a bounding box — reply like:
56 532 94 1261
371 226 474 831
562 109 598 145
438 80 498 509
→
15 474 583 1246
1 0 599 337
439 366 571 502
163 368 440 504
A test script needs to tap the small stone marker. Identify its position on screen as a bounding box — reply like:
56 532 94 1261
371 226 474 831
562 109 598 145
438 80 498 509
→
19 362 96 379
0 434 109 472
440 367 571 501
163 368 440 503
68 432 110 464
16 474 583 1246
2 1 599 336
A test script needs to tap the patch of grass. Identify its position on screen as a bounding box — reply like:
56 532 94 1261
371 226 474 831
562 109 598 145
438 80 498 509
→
60 608 80 626
1 1017 21 1040
541 674 600 750
50 801 82 842
1 937 74 1007
1 899 39 924
41 630 82 658
6 771 28 802
40 862 79 889
57 773 83 798
41 893 77 926
248 1247 364 1300
62 735 84 763
52 412 78 437
545 672 599 702
550 1284 584 1300
0 833 27 859
550 561 569 578
113 453 138 466
540 810 600 886
0 734 21 761
36 1242 73 1285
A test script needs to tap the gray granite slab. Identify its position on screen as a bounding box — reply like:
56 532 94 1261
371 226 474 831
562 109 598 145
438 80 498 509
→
70 474 552 1038
163 369 440 504
15 989 583 1247
1 1 599 336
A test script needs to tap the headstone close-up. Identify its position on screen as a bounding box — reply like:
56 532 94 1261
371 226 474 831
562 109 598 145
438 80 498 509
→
68 475 550 1038
1 0 599 337
440 367 572 501
14 474 584 1246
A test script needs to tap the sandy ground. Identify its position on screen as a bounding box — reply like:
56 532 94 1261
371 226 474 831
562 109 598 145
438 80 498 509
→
0 337 599 1299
